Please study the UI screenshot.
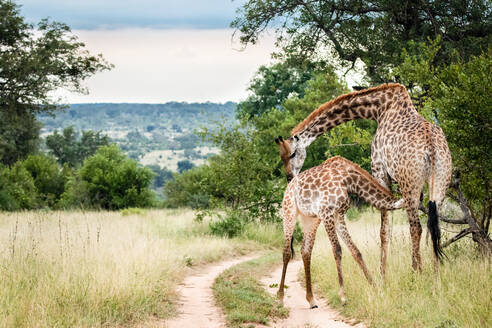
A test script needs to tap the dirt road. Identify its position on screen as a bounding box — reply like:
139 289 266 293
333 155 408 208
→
164 254 258 328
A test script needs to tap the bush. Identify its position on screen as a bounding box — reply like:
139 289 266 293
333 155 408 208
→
163 166 212 208
0 163 38 210
61 145 155 209
209 211 245 238
21 154 67 208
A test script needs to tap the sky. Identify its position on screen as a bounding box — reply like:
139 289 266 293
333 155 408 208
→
16 0 278 103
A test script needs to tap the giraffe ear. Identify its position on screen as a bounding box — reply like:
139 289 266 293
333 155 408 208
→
278 136 283 142
274 138 280 145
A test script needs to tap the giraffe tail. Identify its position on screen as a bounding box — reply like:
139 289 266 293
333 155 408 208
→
290 236 295 259
427 200 445 261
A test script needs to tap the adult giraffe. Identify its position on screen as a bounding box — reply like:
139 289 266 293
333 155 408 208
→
278 83 452 273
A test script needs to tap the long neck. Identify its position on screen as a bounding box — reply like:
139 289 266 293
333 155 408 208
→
346 163 402 210
292 84 408 148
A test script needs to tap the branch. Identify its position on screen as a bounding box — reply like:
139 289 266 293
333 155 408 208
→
442 228 473 248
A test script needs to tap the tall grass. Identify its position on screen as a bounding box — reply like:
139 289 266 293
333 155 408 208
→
0 209 265 327
309 210 491 328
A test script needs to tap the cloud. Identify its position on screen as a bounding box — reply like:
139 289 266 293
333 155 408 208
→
17 0 243 29
50 28 277 103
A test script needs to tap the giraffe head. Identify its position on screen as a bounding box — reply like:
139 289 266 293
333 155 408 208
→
274 135 306 182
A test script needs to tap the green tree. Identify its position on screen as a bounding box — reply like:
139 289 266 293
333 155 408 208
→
232 0 491 82
237 59 330 118
62 145 155 209
163 166 212 209
0 162 38 210
21 154 67 207
45 126 110 167
0 0 112 165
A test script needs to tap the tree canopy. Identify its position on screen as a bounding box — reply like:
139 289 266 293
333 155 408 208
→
232 0 491 82
0 0 112 165
45 126 110 168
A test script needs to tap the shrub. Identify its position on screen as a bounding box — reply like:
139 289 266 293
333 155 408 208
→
61 145 155 209
209 211 245 238
21 154 67 208
0 163 38 210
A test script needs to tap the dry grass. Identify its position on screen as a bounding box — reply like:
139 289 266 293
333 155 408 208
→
0 209 260 327
308 209 491 328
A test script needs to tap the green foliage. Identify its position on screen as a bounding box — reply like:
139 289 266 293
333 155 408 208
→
61 145 155 209
232 0 491 82
0 162 38 210
0 0 112 164
163 166 211 208
428 54 491 210
237 60 330 118
21 154 67 208
45 126 110 168
0 110 41 166
209 211 245 238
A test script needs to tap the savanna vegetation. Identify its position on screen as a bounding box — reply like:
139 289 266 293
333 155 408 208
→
0 209 283 327
1 0 491 327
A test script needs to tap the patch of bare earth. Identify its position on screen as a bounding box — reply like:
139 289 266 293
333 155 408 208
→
164 254 259 328
260 260 366 328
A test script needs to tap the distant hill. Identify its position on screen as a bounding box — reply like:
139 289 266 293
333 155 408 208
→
38 102 237 170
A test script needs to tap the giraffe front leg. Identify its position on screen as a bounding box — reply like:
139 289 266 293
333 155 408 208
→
277 238 292 304
300 215 320 309
380 209 389 278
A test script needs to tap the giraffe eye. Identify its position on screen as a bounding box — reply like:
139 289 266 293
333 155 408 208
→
289 150 297 159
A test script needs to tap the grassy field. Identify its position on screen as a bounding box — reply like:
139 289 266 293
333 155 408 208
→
0 209 280 327
308 209 491 328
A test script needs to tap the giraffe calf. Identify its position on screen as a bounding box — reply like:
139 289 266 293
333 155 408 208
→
276 156 404 307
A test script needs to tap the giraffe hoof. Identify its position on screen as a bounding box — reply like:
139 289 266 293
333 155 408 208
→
311 305 318 309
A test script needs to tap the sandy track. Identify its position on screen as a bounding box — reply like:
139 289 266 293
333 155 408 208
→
164 254 259 328
261 260 366 328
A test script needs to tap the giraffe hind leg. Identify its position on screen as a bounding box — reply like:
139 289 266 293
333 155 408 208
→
336 213 374 285
277 202 296 303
